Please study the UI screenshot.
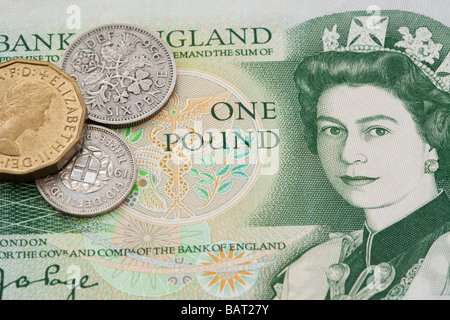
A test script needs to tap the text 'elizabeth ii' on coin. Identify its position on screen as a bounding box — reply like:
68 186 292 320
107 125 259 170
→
60 24 177 127
0 58 86 181
36 124 137 216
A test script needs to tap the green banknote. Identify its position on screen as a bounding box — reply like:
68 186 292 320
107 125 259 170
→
0 0 450 300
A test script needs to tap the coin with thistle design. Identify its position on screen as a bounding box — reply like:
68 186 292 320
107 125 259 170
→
61 24 176 126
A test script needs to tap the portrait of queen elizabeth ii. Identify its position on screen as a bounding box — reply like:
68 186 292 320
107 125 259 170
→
0 80 55 156
274 15 450 300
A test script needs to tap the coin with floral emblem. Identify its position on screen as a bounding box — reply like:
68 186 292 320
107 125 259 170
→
61 24 176 126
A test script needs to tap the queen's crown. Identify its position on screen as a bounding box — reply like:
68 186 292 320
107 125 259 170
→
322 16 450 91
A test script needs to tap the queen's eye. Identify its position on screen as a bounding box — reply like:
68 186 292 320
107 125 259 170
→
368 127 390 137
329 127 341 135
321 126 344 136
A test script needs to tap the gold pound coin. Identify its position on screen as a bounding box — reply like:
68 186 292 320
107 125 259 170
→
0 58 86 181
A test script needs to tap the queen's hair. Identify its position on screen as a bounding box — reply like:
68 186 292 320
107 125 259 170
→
0 81 55 121
294 50 450 180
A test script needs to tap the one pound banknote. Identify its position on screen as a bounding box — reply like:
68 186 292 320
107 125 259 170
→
0 0 450 300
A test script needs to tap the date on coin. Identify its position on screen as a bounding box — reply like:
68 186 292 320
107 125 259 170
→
36 124 137 216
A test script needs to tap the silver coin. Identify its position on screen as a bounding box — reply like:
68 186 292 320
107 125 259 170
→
36 124 137 216
60 24 176 126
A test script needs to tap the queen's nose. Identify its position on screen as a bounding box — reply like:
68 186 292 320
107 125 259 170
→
340 134 368 164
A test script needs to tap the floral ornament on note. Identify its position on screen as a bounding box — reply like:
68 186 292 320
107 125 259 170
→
196 241 258 298
190 126 254 207
395 27 443 64
322 25 340 51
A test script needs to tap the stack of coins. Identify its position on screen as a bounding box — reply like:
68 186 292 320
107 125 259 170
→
0 24 176 217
